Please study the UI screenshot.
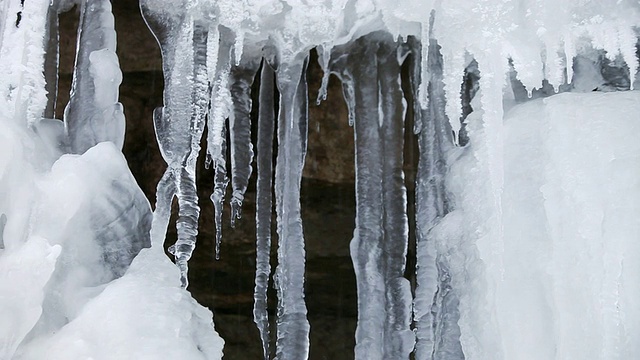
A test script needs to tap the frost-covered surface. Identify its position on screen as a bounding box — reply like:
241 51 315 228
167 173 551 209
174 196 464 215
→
0 123 223 359
16 248 223 360
435 91 640 359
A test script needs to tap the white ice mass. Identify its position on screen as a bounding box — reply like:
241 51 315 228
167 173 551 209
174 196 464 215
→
0 0 639 359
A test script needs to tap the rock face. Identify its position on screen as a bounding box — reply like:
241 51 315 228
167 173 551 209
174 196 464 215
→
55 3 360 359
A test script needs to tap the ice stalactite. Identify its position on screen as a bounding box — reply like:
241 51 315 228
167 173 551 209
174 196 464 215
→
331 36 385 360
207 29 233 260
273 57 311 360
64 0 125 154
409 33 464 360
330 32 412 360
131 1 640 358
141 2 209 287
254 60 276 360
378 39 413 359
210 123 228 260
171 21 209 288
229 56 260 227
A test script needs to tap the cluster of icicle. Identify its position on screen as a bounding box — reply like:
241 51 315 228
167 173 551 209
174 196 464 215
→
0 0 124 153
138 1 640 359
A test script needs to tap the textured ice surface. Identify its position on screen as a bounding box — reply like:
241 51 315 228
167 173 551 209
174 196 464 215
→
0 122 223 359
436 91 640 359
15 248 224 360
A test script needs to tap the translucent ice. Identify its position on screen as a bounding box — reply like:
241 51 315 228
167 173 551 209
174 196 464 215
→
64 0 125 154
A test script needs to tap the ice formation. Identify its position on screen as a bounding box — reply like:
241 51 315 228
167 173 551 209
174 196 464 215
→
1 0 640 359
0 0 223 359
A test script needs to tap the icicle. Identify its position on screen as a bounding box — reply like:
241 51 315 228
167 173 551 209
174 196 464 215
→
341 76 356 127
273 57 310 360
377 37 413 360
207 30 233 260
229 57 260 228
411 36 464 360
206 25 220 83
211 127 228 260
329 32 413 360
543 39 564 92
316 43 333 105
331 36 385 360
409 37 423 135
616 25 638 91
254 60 275 360
173 22 209 287
441 51 464 145
564 34 576 84
234 30 245 66
150 167 177 249
141 1 210 286
418 20 430 112
64 0 124 154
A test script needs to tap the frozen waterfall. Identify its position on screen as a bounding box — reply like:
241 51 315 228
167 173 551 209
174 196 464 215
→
1 0 640 359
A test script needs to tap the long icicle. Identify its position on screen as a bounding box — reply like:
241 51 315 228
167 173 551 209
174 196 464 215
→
274 56 311 360
172 22 209 287
332 34 386 360
412 33 463 359
140 3 209 287
254 60 276 360
229 57 260 227
207 28 233 260
377 36 413 359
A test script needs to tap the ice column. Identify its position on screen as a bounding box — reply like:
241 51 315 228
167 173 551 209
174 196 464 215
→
408 35 463 360
330 32 412 360
141 2 209 287
273 57 311 360
207 28 232 260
